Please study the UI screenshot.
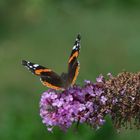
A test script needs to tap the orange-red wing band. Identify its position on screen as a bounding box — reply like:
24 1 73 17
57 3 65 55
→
35 69 52 75
71 65 80 85
68 51 79 63
41 81 64 90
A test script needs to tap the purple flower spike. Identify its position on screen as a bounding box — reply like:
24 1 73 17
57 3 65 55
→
40 79 107 132
40 71 140 132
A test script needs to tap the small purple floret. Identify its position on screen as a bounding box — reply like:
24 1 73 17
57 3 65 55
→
96 74 104 83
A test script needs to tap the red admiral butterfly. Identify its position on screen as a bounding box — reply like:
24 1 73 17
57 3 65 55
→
22 34 81 90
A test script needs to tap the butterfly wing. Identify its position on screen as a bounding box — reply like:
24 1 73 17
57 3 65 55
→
67 34 81 86
22 60 65 90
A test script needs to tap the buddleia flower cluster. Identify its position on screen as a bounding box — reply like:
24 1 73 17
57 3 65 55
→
39 72 140 132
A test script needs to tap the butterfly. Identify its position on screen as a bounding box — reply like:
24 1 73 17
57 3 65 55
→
22 34 81 90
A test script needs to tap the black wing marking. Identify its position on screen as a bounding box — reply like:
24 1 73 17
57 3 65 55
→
22 60 46 75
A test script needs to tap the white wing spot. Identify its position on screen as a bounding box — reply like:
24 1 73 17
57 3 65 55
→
76 38 78 41
73 45 76 50
33 64 39 67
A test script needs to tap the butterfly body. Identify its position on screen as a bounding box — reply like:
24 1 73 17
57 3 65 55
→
22 34 81 90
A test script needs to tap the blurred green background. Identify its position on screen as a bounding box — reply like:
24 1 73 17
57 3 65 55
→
1 0 140 140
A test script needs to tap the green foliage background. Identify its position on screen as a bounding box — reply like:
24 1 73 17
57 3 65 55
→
0 0 140 140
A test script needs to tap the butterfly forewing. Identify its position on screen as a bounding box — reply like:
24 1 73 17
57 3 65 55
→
67 34 81 86
22 60 65 90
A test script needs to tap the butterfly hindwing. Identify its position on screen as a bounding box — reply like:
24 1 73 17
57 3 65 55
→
40 71 65 90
